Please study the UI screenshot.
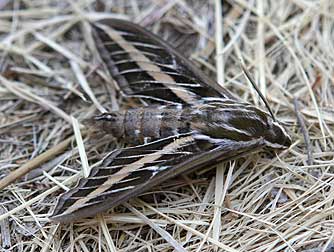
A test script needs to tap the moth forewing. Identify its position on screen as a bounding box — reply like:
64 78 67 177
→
92 19 235 105
51 135 268 223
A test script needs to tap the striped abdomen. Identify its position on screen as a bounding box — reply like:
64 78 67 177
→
92 105 192 143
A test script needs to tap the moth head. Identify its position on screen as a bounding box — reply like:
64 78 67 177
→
233 106 292 150
263 117 292 150
84 112 125 138
238 64 292 149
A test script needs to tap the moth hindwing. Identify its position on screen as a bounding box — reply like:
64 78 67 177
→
50 19 291 223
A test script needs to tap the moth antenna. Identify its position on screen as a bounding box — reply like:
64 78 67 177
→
240 62 277 122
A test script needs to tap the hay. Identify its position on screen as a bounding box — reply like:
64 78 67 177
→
0 0 333 251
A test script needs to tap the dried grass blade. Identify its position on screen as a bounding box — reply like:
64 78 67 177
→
256 0 266 95
185 178 215 243
0 75 72 123
70 61 106 113
136 199 239 252
0 174 79 222
197 162 235 252
293 98 313 165
214 0 224 249
98 214 117 252
0 135 76 190
33 32 87 67
124 203 187 252
72 116 90 178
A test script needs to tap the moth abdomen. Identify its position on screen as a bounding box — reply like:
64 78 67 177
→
91 105 192 143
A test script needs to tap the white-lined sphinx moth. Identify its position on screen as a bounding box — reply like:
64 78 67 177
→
50 19 291 223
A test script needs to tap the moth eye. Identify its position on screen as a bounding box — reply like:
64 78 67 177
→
94 113 115 121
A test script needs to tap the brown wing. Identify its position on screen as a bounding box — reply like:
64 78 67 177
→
92 18 236 105
50 134 265 223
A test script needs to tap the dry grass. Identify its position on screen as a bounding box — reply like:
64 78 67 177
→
0 0 334 251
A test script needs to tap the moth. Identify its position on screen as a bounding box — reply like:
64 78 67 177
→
50 19 291 223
